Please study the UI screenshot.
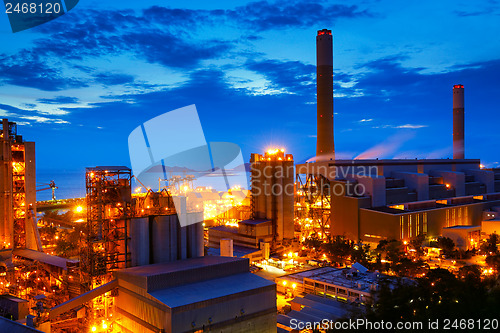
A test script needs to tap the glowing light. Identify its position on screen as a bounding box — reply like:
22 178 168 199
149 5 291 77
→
292 283 297 289
91 326 97 332
282 280 287 286
75 206 83 213
445 184 451 189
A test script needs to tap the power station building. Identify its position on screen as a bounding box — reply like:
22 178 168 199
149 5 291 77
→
297 29 500 246
208 149 295 256
112 256 276 333
0 119 38 251
297 158 500 244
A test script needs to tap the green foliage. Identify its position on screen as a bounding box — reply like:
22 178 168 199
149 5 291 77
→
322 235 353 263
365 268 500 325
436 236 455 255
409 234 426 256
303 234 323 250
485 254 500 271
481 233 499 255
350 243 372 266
376 239 404 263
393 258 429 277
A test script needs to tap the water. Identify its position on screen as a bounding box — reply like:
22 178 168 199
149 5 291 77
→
36 169 86 201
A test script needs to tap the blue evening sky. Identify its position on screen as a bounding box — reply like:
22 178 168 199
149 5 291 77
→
1 0 499 198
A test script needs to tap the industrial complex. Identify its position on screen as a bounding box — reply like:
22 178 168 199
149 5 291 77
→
0 27 499 333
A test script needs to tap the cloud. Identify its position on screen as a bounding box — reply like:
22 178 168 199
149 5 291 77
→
372 124 428 129
245 59 315 95
394 124 427 129
30 8 232 69
37 96 80 104
227 0 372 31
0 53 88 91
94 72 135 86
359 118 373 122
0 103 69 124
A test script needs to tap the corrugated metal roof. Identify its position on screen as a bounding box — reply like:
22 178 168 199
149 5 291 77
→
148 272 274 308
114 256 249 292
0 317 43 333
239 219 271 225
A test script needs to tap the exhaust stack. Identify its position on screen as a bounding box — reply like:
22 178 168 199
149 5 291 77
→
453 84 465 159
316 29 334 160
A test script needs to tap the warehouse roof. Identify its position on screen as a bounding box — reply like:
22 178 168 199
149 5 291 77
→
149 272 274 308
115 256 250 291
239 219 271 225
0 317 43 333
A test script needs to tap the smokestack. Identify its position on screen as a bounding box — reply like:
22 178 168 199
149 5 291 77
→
453 84 464 159
316 29 334 160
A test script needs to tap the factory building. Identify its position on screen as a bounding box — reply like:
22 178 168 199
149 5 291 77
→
250 149 294 243
296 27 500 245
298 79 500 244
0 119 39 250
297 158 500 244
208 149 295 258
113 256 276 333
51 256 276 333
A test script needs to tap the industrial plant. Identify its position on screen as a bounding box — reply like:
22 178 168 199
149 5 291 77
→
0 27 499 333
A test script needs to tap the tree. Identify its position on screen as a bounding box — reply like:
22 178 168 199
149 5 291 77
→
481 233 499 255
458 265 482 284
376 239 404 263
393 258 429 277
437 236 455 256
322 235 353 263
365 268 500 325
303 234 323 251
486 254 500 272
410 234 426 257
351 243 371 265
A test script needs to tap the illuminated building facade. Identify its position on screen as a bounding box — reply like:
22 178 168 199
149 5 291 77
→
0 119 38 250
297 158 500 244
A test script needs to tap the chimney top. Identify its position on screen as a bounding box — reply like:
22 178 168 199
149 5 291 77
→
317 29 332 36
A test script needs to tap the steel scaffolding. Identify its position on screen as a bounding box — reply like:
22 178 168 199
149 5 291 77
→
295 173 331 239
81 166 131 324
12 144 26 248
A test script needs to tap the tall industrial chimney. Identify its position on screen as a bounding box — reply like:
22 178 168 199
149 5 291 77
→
316 29 334 160
453 84 465 159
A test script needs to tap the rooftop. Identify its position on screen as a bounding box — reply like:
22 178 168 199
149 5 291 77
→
279 265 400 293
239 219 271 226
0 317 42 333
443 225 481 230
114 256 250 292
149 272 274 308
85 166 131 172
